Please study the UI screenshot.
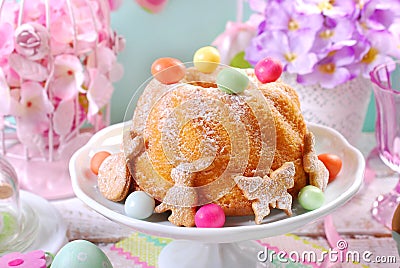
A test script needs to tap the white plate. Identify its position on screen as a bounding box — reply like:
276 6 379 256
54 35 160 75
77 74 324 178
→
70 122 364 244
1 191 67 255
21 191 67 254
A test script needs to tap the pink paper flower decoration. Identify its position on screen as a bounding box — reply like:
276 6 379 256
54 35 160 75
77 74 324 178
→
9 81 54 123
0 69 11 116
0 250 46 268
107 0 123 11
14 23 50 61
0 0 123 159
51 54 84 100
0 69 10 129
0 23 14 58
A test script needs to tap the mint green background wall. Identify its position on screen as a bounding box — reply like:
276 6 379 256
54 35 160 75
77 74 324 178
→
110 1 376 131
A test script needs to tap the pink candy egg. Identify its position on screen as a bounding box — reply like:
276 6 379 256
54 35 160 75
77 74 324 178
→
254 57 283 83
195 203 225 228
135 0 168 14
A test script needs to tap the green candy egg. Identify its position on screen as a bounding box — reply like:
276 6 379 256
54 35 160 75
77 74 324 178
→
298 185 325 211
52 240 113 268
0 212 18 243
216 67 249 94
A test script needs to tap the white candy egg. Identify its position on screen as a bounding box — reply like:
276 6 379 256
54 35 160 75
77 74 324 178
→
124 191 155 219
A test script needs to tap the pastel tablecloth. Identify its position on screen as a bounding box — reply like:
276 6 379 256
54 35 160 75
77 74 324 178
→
111 232 367 268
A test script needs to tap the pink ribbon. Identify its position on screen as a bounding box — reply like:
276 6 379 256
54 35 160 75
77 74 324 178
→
321 215 348 267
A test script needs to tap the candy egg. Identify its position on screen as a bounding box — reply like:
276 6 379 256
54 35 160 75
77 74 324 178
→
392 204 400 234
124 191 155 219
216 67 249 94
318 153 342 183
193 46 221 73
255 57 283 83
298 185 325 211
151 57 186 85
90 151 111 175
135 0 168 14
51 240 112 268
195 203 225 228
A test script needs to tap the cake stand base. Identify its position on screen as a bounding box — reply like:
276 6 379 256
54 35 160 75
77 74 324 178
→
4 133 92 200
158 240 269 268
6 155 74 200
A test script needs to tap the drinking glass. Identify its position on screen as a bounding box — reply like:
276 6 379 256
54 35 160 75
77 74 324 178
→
370 60 400 229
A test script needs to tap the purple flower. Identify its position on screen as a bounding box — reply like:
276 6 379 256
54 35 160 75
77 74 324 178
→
389 22 400 59
246 29 318 75
246 0 400 87
360 0 400 31
312 16 355 52
357 30 398 77
298 45 355 88
301 0 357 18
262 0 323 33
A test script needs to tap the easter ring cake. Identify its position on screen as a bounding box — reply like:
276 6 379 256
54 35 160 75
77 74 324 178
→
114 52 329 227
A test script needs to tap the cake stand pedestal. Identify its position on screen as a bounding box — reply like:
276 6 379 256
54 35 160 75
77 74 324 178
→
158 240 267 268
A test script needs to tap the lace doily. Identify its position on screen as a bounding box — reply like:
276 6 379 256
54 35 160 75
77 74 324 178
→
281 73 372 145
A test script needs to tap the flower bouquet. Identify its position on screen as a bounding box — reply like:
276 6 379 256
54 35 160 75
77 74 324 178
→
0 0 124 199
243 0 400 144
245 0 400 88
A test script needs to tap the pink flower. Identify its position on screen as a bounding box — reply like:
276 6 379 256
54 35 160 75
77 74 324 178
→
50 2 99 56
0 69 10 129
0 69 11 116
212 21 256 65
8 53 48 81
9 81 54 122
0 22 15 58
86 44 123 82
14 22 50 61
9 82 54 152
19 1 46 25
86 68 113 120
0 250 46 268
51 54 84 100
111 32 126 54
0 2 19 26
107 0 123 11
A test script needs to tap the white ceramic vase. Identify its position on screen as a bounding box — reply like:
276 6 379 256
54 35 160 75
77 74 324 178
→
281 73 372 145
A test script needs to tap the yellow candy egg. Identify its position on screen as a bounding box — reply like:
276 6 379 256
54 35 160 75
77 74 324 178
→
193 46 220 73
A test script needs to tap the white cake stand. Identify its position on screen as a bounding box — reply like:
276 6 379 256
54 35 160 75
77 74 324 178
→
69 122 364 268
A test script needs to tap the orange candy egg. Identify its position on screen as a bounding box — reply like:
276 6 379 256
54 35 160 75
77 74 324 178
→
90 151 111 175
151 57 186 84
318 153 342 183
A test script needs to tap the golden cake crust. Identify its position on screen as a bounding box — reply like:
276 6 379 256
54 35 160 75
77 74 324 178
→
125 67 313 220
